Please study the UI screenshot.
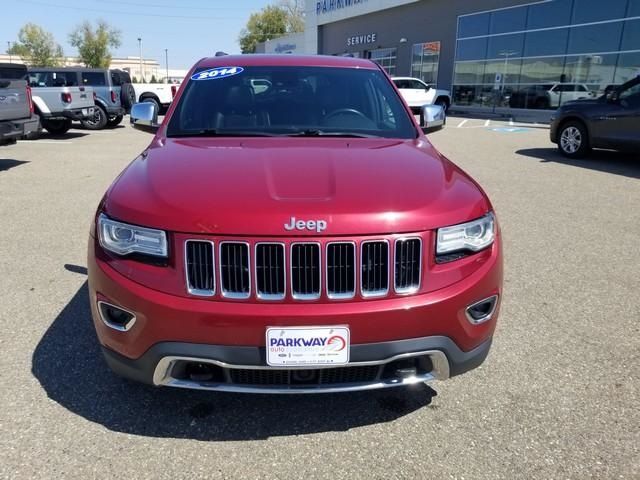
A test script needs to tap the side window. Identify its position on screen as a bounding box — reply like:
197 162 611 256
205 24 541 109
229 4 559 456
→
370 79 397 128
409 80 426 89
81 72 107 86
110 72 122 86
576 85 588 92
619 83 640 107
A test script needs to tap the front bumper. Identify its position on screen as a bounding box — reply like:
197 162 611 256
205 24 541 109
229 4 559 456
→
102 336 492 394
88 234 502 392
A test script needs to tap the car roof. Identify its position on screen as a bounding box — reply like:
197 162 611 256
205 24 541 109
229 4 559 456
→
196 54 379 70
391 77 422 81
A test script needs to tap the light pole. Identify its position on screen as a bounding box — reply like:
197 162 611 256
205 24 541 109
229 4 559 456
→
137 38 143 82
498 50 519 92
7 41 12 63
164 48 169 83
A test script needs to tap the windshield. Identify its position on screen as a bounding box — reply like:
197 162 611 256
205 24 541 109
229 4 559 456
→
167 66 417 139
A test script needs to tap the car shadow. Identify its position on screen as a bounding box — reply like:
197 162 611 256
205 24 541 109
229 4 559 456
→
32 279 437 441
36 131 90 141
0 159 29 172
516 148 640 180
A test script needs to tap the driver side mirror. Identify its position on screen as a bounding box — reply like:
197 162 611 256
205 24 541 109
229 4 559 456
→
606 90 620 103
130 102 159 133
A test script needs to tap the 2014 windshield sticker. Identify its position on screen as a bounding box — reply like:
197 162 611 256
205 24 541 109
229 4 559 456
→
191 67 244 81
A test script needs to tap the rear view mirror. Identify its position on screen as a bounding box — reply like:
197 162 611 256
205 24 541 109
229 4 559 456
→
420 104 446 130
130 102 159 132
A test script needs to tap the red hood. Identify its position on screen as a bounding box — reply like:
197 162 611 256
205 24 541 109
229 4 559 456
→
104 137 490 236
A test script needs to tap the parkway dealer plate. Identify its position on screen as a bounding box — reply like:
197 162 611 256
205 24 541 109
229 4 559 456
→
266 326 350 367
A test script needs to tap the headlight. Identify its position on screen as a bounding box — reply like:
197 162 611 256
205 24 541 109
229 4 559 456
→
98 213 168 257
436 213 495 255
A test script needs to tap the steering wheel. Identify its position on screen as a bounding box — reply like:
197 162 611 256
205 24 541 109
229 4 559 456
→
324 108 368 122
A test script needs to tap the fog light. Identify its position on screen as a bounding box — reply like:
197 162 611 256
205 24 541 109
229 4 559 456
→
465 295 498 324
98 301 136 331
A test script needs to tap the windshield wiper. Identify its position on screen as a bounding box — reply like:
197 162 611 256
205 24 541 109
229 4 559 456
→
167 129 280 138
285 129 378 138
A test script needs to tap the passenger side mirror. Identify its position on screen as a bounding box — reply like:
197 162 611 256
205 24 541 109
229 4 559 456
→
130 102 159 133
420 104 445 130
607 90 620 103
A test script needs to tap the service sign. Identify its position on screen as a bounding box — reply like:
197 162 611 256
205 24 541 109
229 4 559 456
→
266 326 350 366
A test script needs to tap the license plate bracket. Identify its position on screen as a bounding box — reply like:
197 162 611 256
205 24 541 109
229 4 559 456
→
266 326 350 367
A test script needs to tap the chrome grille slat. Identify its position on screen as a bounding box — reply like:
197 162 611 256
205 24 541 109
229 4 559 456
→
256 243 285 300
291 243 321 300
361 240 389 297
185 240 215 296
220 242 251 299
326 242 355 299
394 238 422 294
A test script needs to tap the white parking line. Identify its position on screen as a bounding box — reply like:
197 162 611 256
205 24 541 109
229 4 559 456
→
19 141 74 144
484 119 491 127
457 119 468 128
509 118 515 126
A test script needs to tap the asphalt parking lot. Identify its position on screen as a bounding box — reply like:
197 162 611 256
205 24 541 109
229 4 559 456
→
1 118 638 479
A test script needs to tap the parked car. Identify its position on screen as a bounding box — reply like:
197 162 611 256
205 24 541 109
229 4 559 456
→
392 77 451 113
89 55 502 394
550 76 640 158
112 69 178 113
28 67 127 129
0 63 39 145
509 83 594 109
25 69 95 135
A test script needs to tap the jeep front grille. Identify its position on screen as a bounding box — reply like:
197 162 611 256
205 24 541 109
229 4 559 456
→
290 243 321 300
185 240 215 296
255 243 285 300
394 238 422 294
326 242 356 299
219 242 251 299
183 236 422 300
361 240 389 297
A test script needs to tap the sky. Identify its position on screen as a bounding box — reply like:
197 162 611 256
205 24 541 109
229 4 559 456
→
1 0 277 70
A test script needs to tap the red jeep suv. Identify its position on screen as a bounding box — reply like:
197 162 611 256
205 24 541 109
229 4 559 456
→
88 55 502 394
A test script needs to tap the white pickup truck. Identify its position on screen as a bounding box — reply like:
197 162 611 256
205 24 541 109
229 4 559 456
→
392 77 451 114
132 82 179 112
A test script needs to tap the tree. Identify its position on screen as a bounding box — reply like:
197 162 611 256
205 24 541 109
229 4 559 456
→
279 0 305 33
238 1 304 54
69 20 121 68
8 23 64 66
132 76 138 83
150 75 158 84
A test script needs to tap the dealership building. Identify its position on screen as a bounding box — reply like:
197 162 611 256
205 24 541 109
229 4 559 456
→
297 0 640 115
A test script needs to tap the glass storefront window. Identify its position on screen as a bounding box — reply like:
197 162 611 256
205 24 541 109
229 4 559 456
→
620 19 640 51
489 6 527 34
458 12 490 38
410 42 440 86
527 0 573 29
524 29 569 57
368 48 397 76
487 33 524 60
519 57 566 84
453 0 640 110
456 38 488 61
453 61 486 85
614 52 640 84
567 22 624 55
571 0 628 24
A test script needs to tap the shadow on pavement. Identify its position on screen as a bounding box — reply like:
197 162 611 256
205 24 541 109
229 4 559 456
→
516 148 640 180
0 159 28 172
36 131 90 141
32 281 437 441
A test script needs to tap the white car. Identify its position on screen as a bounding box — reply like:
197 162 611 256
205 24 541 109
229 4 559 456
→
392 77 451 114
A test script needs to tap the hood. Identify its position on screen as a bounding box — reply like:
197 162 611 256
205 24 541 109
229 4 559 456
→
104 137 490 236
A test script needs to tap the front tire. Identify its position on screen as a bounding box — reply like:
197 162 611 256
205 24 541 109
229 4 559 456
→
41 118 71 135
107 114 124 127
81 106 108 130
558 121 590 158
435 98 449 112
